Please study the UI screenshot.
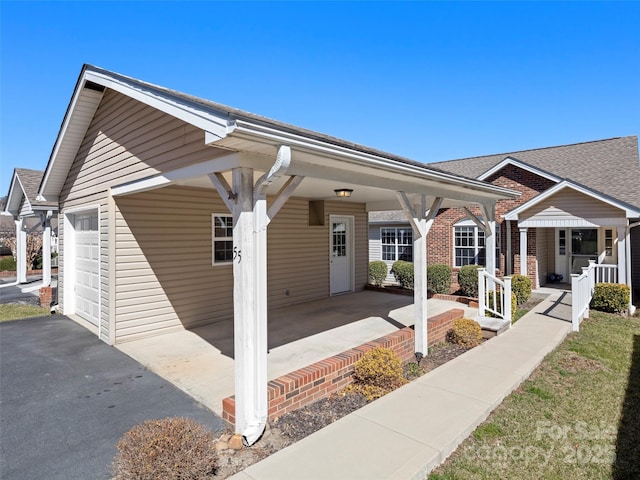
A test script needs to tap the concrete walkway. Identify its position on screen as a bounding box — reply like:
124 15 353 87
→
231 290 572 480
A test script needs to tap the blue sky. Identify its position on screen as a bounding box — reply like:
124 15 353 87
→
1 1 639 196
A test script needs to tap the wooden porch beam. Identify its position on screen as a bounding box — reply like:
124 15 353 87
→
208 172 236 213
267 175 305 223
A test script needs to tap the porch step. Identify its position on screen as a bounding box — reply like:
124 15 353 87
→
476 315 511 338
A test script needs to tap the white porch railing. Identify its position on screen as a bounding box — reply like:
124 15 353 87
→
571 260 596 332
478 268 513 326
571 261 619 332
594 264 617 283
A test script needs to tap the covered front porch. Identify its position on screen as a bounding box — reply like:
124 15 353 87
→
117 290 477 416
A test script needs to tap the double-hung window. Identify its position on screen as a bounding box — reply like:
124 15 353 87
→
381 227 413 262
454 225 485 267
212 214 233 265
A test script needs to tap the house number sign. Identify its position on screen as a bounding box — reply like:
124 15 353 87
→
233 247 242 263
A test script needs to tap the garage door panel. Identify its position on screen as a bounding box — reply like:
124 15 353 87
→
74 213 100 326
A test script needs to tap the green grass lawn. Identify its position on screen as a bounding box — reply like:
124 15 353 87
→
0 304 50 322
429 310 640 480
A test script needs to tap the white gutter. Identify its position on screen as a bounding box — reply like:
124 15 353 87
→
219 120 520 201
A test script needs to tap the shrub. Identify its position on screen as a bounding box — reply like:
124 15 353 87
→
446 318 483 348
112 417 217 480
349 347 407 400
391 260 414 290
485 291 518 322
590 283 630 313
458 265 481 297
427 264 452 294
0 256 16 271
368 261 388 287
511 274 532 305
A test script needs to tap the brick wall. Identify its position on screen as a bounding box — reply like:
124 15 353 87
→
428 164 554 288
222 308 465 428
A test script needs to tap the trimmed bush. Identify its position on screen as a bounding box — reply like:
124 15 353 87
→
427 264 452 294
112 417 217 480
590 283 630 313
511 274 532 305
486 291 518 322
349 347 408 400
446 318 483 348
458 264 481 297
391 260 414 290
0 256 16 271
368 261 388 287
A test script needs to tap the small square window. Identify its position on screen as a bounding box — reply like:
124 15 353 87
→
212 214 233 265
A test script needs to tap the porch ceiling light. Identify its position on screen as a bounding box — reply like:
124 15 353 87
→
334 188 353 198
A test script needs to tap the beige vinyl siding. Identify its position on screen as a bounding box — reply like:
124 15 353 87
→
19 198 31 217
267 199 368 309
114 186 232 342
59 88 228 342
521 189 623 223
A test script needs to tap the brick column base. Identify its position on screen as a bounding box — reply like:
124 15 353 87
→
39 286 53 309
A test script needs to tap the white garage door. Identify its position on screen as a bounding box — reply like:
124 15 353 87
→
74 213 99 325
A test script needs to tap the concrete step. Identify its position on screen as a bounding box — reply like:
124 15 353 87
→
476 315 510 338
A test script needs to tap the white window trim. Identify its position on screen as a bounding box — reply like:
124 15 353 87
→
452 219 501 269
380 226 413 262
212 213 233 266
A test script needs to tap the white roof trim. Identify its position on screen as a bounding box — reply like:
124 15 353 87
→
4 173 29 216
39 65 521 206
503 180 640 221
478 157 562 183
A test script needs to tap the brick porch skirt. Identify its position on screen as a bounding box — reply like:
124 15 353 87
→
222 308 464 428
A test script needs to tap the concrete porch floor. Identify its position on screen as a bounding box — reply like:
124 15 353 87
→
117 290 477 415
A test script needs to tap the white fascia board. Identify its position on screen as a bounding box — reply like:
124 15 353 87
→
519 218 628 228
6 175 30 216
503 180 640 220
40 67 233 201
229 120 520 202
83 70 230 139
39 84 104 200
478 157 562 183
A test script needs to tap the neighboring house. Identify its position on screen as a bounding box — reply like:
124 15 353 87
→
369 136 640 306
2 168 58 283
35 65 518 441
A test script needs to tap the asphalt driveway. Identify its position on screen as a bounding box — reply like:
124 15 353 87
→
0 315 226 480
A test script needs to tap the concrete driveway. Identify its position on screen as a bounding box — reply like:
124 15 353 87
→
0 315 225 480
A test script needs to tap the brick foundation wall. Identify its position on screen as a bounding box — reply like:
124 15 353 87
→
222 308 464 428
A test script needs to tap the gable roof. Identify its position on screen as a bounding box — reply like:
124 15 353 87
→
430 136 640 209
504 180 640 222
38 64 519 208
4 168 57 217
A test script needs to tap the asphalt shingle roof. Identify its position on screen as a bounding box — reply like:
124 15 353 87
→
429 136 640 210
14 169 56 208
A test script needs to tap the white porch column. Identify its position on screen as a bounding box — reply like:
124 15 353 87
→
506 220 512 275
483 205 496 277
397 194 442 357
231 167 267 445
617 227 627 286
520 227 528 276
41 212 52 287
15 218 27 283
413 219 428 355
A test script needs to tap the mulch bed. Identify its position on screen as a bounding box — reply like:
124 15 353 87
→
213 341 471 478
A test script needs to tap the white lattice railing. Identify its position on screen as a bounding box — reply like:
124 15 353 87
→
478 268 512 326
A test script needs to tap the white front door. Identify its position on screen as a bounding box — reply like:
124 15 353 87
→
330 215 354 295
74 213 100 325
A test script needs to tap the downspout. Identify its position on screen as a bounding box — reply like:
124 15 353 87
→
242 145 291 446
